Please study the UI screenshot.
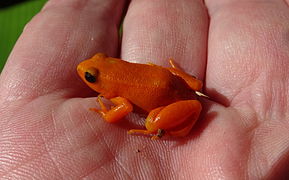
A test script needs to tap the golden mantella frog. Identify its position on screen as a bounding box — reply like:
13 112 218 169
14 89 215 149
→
77 53 205 139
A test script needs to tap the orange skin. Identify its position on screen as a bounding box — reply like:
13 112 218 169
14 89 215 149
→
77 53 203 139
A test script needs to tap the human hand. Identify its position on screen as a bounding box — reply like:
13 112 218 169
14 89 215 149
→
0 0 289 179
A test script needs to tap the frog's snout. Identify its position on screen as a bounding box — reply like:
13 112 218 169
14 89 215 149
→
77 63 85 75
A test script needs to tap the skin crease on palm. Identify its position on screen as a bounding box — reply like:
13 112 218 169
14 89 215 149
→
0 0 289 179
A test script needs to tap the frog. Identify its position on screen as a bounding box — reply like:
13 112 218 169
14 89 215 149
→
77 53 206 139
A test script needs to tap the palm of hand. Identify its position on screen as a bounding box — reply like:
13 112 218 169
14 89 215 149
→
0 0 289 179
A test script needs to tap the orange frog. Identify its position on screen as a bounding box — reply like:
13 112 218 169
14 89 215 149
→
77 53 206 139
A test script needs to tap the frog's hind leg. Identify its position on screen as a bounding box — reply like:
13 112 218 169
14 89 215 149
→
168 58 180 69
167 113 199 137
167 59 203 91
128 100 202 139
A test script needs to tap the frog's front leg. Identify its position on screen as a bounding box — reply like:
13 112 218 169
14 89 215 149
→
128 100 202 139
90 96 133 123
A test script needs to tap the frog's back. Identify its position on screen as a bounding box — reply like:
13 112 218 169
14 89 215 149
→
101 57 195 112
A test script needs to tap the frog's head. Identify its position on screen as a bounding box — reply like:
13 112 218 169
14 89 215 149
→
77 53 109 93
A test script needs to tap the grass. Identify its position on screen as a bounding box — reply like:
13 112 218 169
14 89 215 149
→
0 0 47 71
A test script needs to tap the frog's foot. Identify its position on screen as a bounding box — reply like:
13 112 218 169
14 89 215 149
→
152 129 165 139
148 100 202 138
89 96 108 116
168 58 180 69
127 129 151 135
90 96 133 123
128 129 165 140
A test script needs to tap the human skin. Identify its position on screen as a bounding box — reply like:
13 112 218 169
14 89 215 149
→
0 0 289 179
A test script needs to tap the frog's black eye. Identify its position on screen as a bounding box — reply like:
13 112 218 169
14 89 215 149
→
85 68 98 83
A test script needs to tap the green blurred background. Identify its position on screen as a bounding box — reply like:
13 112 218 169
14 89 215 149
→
0 0 47 72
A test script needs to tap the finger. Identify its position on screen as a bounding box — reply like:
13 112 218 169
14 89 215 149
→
205 1 289 178
121 0 209 80
0 0 126 102
205 0 289 109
